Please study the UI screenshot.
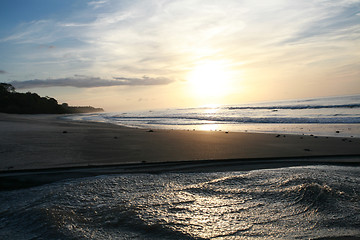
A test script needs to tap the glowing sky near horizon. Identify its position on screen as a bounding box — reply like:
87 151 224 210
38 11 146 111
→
0 0 359 111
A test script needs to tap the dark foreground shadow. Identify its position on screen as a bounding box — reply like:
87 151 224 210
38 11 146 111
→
1 155 359 191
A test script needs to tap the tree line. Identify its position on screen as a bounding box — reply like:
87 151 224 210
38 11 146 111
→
0 83 103 114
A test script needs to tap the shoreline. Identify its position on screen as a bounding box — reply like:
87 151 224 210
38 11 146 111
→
64 113 360 138
1 113 360 190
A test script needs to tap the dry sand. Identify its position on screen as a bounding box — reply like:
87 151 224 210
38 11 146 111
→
1 113 359 189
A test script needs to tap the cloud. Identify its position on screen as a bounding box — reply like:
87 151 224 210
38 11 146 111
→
113 76 173 85
10 75 173 89
88 0 108 9
0 70 7 74
1 0 359 96
281 2 360 44
0 20 55 44
38 45 56 49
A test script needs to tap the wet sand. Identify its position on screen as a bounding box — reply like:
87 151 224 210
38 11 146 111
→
1 113 359 189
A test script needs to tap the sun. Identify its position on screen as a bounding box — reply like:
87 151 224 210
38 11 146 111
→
187 60 232 99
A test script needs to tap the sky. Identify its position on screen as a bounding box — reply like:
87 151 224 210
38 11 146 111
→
0 0 359 111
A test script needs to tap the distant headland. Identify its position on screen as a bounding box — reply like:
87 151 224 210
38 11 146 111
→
0 83 104 114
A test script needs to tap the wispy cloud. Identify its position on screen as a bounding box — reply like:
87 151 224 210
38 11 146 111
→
38 45 56 49
281 1 360 44
0 20 56 44
0 70 7 74
10 75 173 89
1 0 359 98
88 0 108 9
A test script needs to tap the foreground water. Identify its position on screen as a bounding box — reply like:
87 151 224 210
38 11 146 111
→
67 95 360 137
1 165 359 239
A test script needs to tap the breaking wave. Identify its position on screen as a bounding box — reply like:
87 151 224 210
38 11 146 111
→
227 103 360 110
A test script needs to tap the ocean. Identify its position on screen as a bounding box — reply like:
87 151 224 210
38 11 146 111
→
66 94 360 138
1 165 359 239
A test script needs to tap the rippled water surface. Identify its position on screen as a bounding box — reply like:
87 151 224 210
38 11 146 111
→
1 165 360 239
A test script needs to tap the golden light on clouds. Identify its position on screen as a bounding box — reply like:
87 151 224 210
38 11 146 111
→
1 0 359 111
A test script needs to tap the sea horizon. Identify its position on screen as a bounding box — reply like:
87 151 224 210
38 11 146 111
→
65 94 360 138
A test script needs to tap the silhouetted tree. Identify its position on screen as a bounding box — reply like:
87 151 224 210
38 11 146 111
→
0 83 103 114
0 83 15 93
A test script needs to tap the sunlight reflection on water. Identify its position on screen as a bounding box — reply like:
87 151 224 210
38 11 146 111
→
199 123 220 131
64 94 360 137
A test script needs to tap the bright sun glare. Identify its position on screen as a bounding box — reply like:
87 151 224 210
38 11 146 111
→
188 61 232 99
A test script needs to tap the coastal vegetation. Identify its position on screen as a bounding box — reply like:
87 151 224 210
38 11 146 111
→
0 83 103 114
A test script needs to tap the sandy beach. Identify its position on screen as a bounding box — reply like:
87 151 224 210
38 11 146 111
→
1 113 360 189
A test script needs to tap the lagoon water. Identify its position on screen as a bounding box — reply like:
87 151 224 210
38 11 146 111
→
67 94 360 138
1 165 360 239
